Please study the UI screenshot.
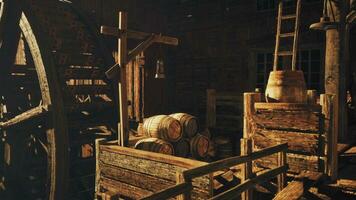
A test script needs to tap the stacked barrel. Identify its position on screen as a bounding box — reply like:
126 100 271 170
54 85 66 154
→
134 113 211 160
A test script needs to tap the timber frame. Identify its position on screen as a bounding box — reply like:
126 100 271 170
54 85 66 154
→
100 11 178 147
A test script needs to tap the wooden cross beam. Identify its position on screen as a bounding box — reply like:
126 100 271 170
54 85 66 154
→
100 11 178 147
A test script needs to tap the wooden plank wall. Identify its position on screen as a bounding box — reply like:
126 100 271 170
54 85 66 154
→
96 143 213 199
165 0 323 124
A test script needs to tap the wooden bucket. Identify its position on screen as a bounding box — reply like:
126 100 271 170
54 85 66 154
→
214 136 233 159
134 138 174 155
142 115 182 142
265 70 307 103
172 138 190 158
170 113 198 138
190 134 210 159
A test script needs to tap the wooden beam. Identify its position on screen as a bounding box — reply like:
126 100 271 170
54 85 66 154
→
273 171 324 200
0 105 50 129
241 138 253 200
127 34 157 63
320 94 337 181
100 26 178 46
117 11 129 147
243 92 262 138
277 146 287 192
183 143 288 180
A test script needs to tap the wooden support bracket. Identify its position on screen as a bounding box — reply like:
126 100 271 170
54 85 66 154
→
101 26 178 46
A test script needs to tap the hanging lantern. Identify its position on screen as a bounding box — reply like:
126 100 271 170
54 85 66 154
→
310 0 338 30
155 59 165 79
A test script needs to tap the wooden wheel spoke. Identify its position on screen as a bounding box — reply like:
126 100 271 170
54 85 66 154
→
0 105 51 129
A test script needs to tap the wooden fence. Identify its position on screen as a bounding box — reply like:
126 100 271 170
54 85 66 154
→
140 139 288 200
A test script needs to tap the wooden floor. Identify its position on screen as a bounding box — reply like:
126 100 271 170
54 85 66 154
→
307 145 356 200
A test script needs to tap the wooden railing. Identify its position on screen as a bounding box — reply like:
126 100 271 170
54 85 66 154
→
141 139 288 200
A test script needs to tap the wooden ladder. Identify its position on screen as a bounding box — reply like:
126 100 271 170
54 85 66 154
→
273 0 302 71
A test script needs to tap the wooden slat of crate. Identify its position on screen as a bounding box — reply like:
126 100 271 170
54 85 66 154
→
252 128 320 155
252 110 320 133
98 145 213 200
254 152 319 174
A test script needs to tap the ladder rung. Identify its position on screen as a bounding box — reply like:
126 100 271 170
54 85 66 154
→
280 32 295 38
278 51 293 56
281 14 296 20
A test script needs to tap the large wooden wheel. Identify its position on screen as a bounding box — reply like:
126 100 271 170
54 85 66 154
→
0 0 116 199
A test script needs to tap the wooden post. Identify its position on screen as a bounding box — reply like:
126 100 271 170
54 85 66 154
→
243 93 262 138
176 172 191 200
241 138 253 200
324 0 348 142
277 147 287 192
307 90 317 104
206 89 216 128
95 138 107 198
320 94 338 181
118 11 129 147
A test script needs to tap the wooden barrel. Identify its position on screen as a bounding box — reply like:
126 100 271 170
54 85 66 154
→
214 136 233 159
170 113 198 138
265 70 307 103
190 134 210 159
172 138 190 157
134 138 174 155
142 115 182 142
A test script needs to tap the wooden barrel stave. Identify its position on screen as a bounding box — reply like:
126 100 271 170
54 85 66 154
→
134 138 174 155
190 134 210 159
142 115 182 142
170 113 198 138
265 70 307 103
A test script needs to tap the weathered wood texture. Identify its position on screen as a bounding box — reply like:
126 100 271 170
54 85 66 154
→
244 94 335 174
96 143 213 200
273 171 324 200
320 94 337 181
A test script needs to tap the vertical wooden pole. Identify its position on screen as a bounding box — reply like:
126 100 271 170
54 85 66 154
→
241 138 253 200
243 93 262 138
321 94 338 181
118 11 129 146
206 89 216 128
134 52 144 122
277 148 287 192
291 0 301 71
273 0 283 71
176 172 191 200
95 138 107 198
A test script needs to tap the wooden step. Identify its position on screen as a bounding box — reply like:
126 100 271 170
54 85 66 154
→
280 32 295 38
278 51 293 56
281 14 296 20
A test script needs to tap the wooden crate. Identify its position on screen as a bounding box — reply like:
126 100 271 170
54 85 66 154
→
243 93 337 178
95 140 213 200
